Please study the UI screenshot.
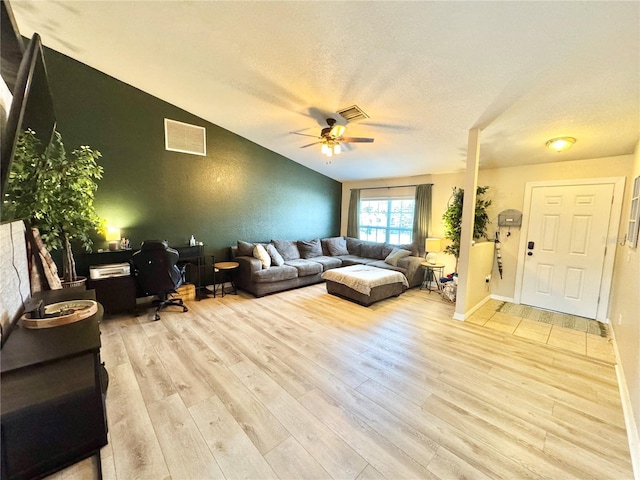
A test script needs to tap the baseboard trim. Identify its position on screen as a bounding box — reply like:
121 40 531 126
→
454 294 491 322
609 325 640 480
490 294 515 303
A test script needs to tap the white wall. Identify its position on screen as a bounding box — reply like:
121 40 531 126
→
0 221 29 341
476 155 634 300
341 154 634 312
608 141 640 465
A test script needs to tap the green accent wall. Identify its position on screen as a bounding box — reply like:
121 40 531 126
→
43 48 342 273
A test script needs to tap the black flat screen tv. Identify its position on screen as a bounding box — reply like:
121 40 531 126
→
1 32 56 199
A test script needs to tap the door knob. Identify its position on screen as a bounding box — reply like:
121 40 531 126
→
527 251 533 256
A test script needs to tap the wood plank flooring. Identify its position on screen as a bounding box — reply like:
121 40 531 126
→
48 285 633 480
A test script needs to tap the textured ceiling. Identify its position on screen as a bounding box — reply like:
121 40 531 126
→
10 1 640 182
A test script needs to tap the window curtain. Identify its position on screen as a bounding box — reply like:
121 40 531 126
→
413 184 432 254
346 189 361 238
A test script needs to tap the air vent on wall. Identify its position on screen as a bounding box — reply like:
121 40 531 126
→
336 105 369 123
164 118 206 156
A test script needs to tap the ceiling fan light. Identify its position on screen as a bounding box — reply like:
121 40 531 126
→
331 125 346 138
321 143 330 155
546 136 576 152
333 143 341 155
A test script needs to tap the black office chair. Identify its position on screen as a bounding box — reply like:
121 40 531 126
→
130 240 188 320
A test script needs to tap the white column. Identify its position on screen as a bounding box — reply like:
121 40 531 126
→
454 128 481 320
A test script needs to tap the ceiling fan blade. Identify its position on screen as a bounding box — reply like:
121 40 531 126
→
300 141 322 148
340 137 374 143
291 132 321 139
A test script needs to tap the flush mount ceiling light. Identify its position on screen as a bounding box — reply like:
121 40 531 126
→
545 137 576 152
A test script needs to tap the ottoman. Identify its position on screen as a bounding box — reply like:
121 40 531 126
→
321 265 409 306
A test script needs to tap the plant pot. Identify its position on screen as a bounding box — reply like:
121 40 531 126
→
60 276 87 289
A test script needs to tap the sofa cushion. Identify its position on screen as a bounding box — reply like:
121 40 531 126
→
253 244 271 269
384 247 412 267
284 259 323 277
368 259 408 274
360 241 385 260
237 240 256 257
298 238 323 258
308 255 342 271
272 239 300 261
266 243 284 266
346 237 363 256
252 264 298 283
323 236 349 256
336 255 376 266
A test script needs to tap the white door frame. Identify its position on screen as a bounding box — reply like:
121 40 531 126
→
514 177 625 322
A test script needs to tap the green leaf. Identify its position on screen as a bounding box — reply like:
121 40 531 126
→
1 130 104 281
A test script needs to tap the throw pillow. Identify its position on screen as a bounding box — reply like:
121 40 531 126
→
346 237 363 256
323 236 349 256
361 241 385 259
298 238 323 258
253 244 271 269
384 247 412 266
271 239 300 261
237 240 255 257
266 243 284 266
383 242 418 258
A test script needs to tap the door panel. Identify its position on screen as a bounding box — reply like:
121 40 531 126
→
521 183 614 318
535 264 553 294
540 215 559 251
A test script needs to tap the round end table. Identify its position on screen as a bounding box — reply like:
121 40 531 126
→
213 261 239 297
420 262 445 293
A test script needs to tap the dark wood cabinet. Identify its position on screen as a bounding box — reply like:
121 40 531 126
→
0 288 107 480
87 275 137 315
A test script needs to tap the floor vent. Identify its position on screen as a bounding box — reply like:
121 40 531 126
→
164 118 206 156
336 105 369 123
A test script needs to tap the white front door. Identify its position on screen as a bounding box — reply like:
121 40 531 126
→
520 183 614 318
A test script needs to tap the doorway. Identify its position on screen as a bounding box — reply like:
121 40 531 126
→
515 178 625 321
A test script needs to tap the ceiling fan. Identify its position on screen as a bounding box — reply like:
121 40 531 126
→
291 118 374 160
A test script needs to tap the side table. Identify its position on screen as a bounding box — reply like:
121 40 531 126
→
420 262 445 293
213 261 239 297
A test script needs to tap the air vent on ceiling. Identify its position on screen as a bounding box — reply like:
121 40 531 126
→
336 105 369 123
164 118 206 156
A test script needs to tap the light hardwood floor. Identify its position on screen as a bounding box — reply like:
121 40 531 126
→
49 285 633 480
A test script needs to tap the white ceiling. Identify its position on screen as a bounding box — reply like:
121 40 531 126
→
10 1 640 182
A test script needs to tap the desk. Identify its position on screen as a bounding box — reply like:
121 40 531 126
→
420 262 445 293
1 288 107 480
86 245 208 304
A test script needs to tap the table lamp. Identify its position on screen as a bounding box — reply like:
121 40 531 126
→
106 227 121 251
425 238 441 264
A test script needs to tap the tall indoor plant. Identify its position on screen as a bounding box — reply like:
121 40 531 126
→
442 185 491 272
2 129 104 284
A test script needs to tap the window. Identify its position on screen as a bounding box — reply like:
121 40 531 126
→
359 198 414 244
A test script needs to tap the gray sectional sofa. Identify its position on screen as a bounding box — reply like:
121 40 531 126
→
230 236 424 297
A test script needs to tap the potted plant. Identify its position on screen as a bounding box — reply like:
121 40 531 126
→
442 185 491 272
2 129 104 286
